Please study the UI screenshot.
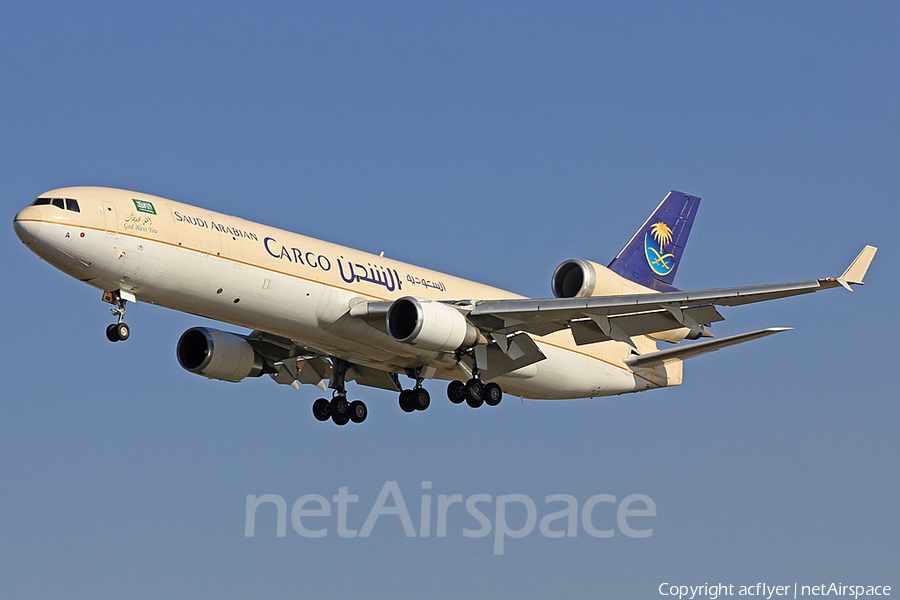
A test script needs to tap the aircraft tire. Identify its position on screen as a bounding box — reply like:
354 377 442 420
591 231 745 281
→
331 395 349 417
332 411 350 426
106 324 119 342
399 390 415 413
349 400 367 423
412 388 430 411
484 383 502 406
465 378 484 403
447 380 466 404
465 393 484 408
313 398 331 422
115 323 130 341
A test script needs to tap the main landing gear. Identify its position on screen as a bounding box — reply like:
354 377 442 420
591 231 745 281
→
104 292 130 342
446 348 503 408
397 368 432 414
447 378 503 408
399 386 430 413
312 358 367 426
312 394 367 426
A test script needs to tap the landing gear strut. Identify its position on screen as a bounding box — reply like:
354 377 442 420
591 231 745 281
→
312 358 367 426
103 291 130 342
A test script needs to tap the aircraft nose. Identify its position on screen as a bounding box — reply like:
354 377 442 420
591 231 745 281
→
13 208 42 244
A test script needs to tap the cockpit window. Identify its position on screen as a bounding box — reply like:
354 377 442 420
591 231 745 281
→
32 197 81 212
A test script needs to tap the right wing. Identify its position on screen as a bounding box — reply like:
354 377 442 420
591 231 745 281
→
466 245 877 344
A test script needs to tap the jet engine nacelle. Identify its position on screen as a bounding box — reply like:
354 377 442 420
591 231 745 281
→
552 259 607 297
386 297 478 352
552 259 654 298
176 327 266 382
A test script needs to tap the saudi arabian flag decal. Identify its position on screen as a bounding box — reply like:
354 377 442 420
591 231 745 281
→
133 199 157 215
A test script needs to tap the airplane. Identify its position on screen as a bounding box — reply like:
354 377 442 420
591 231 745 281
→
13 187 876 426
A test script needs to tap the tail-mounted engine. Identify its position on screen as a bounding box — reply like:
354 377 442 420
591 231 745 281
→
552 259 605 298
176 327 267 382
552 258 658 298
386 297 478 352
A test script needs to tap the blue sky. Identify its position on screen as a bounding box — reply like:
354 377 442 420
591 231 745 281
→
2 2 897 598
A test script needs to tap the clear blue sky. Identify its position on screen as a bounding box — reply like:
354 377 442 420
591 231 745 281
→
2 2 897 598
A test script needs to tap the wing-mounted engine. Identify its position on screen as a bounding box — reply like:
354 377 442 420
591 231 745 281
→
177 327 268 382
386 297 479 352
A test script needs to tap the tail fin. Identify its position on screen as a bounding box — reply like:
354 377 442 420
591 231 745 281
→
607 191 700 291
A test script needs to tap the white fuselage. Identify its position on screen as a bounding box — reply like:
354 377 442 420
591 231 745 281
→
14 187 679 399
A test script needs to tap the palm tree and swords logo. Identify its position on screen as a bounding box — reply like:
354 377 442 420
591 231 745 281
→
644 221 676 276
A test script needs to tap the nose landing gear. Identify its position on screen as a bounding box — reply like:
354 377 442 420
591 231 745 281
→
103 291 131 342
106 322 130 342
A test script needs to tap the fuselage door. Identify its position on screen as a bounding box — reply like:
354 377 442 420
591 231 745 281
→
103 201 118 234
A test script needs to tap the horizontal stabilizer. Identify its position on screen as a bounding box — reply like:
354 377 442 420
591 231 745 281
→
623 327 791 368
839 245 877 286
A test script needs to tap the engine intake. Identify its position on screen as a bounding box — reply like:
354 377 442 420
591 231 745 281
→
177 327 266 382
552 259 601 298
386 297 478 352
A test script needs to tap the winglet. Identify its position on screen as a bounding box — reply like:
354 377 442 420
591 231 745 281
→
839 245 877 287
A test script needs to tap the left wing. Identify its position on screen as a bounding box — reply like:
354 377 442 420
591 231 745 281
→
245 330 402 392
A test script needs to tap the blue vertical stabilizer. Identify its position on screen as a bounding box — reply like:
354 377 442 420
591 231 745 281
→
607 191 700 291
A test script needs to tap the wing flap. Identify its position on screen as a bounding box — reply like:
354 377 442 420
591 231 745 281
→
480 332 547 379
347 364 401 392
569 304 724 345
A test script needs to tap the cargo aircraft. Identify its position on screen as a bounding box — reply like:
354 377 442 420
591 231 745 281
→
14 187 876 426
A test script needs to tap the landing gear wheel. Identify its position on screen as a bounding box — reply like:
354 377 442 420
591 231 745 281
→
349 400 367 424
465 378 484 403
313 398 331 422
447 380 466 404
466 393 484 408
106 324 119 342
411 388 430 411
399 389 415 413
332 411 350 426
331 395 349 417
465 378 484 408
484 382 503 406
114 322 130 341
